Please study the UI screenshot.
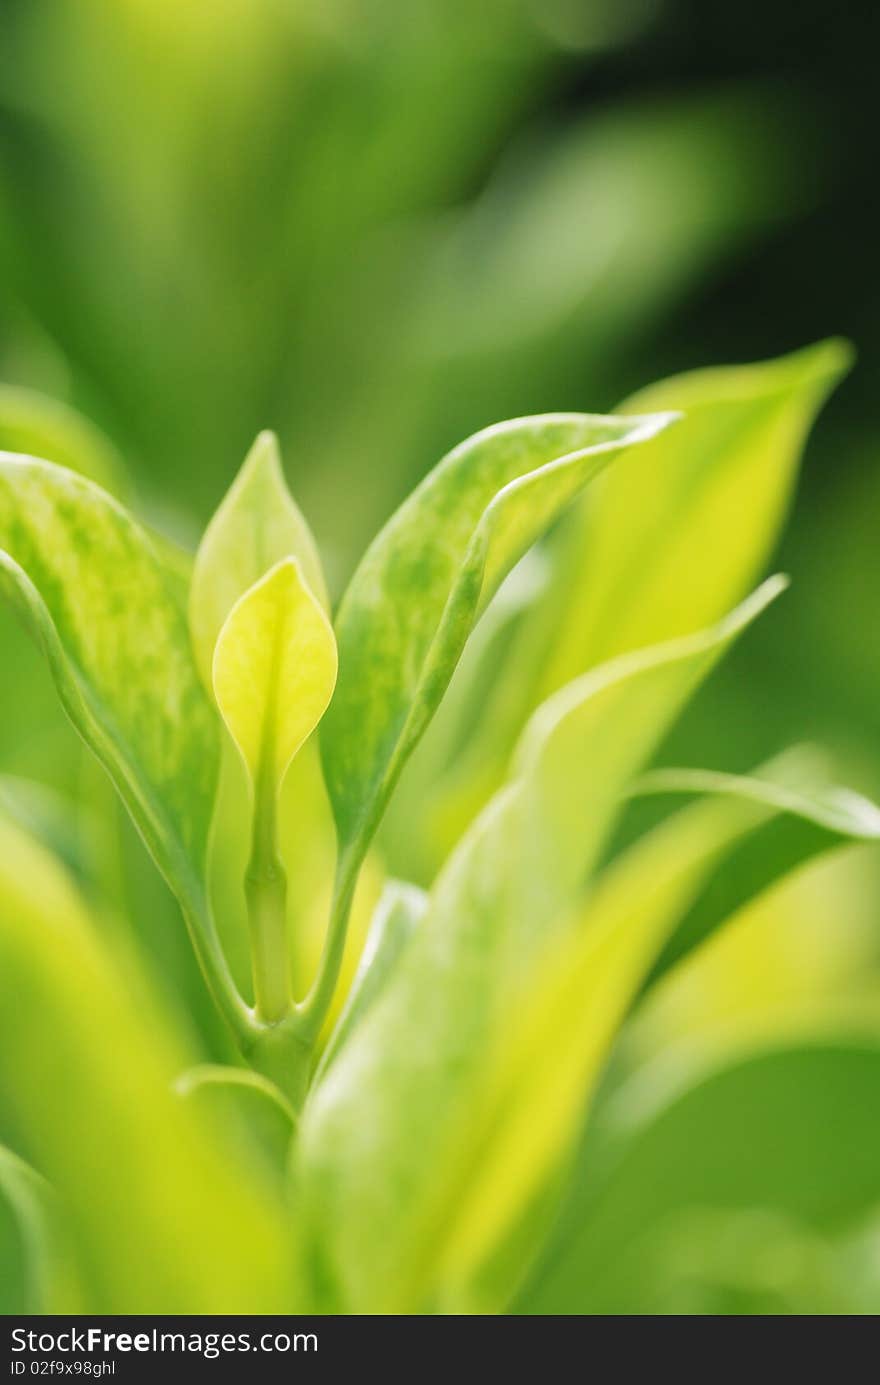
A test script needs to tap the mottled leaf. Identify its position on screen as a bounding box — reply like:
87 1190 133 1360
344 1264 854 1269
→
321 411 675 865
0 455 246 1032
0 456 216 891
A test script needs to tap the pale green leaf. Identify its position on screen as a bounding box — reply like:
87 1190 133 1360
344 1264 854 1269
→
190 431 329 689
0 813 296 1313
320 410 676 865
316 880 428 1082
213 557 337 793
298 581 781 1311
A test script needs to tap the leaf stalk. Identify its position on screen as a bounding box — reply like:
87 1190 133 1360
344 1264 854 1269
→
245 770 293 1024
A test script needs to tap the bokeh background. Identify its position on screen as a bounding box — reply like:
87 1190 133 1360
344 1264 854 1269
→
1 0 878 1315
1 0 877 777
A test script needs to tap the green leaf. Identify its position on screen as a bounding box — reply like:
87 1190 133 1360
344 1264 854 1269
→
174 1066 296 1187
520 1041 880 1314
213 558 337 795
413 341 851 877
0 383 125 494
298 581 781 1312
0 813 296 1313
379 552 550 882
316 880 428 1082
0 1145 83 1313
0 455 247 1030
0 456 216 890
190 431 329 689
320 411 676 867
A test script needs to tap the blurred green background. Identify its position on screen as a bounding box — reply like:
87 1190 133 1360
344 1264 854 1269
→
1 0 876 782
0 0 878 1315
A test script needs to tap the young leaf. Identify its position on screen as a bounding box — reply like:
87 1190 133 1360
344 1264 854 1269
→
320 411 675 867
212 557 337 1031
213 557 337 794
298 581 781 1312
0 455 241 1032
190 431 329 688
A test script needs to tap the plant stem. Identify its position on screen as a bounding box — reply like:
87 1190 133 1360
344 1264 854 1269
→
245 770 292 1024
181 892 253 1042
247 1017 312 1112
299 844 360 1040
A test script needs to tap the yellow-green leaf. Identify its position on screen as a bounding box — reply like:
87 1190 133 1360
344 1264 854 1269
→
190 432 329 689
213 557 337 794
0 812 295 1312
427 759 880 1305
544 338 852 688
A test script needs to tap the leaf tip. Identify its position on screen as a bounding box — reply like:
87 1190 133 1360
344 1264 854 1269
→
798 335 855 383
775 337 855 407
624 409 683 444
239 429 283 486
